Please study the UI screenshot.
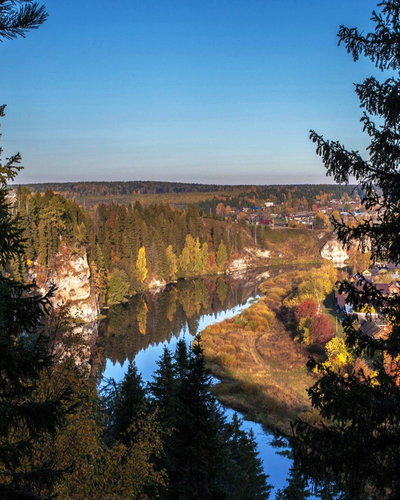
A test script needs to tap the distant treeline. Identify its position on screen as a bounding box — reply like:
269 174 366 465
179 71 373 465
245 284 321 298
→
16 181 359 212
19 180 244 196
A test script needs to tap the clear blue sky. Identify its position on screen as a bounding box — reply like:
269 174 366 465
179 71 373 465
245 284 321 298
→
1 0 381 185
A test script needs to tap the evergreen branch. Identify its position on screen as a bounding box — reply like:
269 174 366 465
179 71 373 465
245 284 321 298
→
0 1 48 41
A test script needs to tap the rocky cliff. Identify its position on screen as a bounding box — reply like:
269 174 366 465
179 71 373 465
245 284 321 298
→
29 245 99 325
320 238 349 267
28 245 100 369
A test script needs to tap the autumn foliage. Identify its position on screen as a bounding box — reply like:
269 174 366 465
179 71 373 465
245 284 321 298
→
310 314 334 344
294 299 318 322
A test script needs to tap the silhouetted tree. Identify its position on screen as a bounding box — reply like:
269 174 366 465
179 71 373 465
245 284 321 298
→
0 7 86 497
0 0 47 40
149 336 271 500
291 2 400 498
103 361 147 445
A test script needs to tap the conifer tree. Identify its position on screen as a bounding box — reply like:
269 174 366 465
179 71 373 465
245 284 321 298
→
290 2 400 498
0 0 47 40
186 203 201 237
0 6 84 496
103 361 147 445
0 116 80 498
108 268 130 304
149 336 271 500
224 413 272 500
148 345 177 430
168 335 227 499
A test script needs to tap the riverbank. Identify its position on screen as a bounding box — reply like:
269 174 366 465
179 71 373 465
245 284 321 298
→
201 265 338 434
105 227 334 304
201 299 316 433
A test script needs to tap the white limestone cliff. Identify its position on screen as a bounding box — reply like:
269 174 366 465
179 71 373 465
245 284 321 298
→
29 246 99 324
320 238 349 267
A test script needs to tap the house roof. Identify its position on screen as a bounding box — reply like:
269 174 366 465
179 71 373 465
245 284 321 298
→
361 319 382 338
375 282 399 295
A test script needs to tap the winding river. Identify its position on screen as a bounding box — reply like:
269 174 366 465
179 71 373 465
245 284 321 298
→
98 271 293 495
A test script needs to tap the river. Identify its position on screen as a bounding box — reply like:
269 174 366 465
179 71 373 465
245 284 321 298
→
98 271 293 495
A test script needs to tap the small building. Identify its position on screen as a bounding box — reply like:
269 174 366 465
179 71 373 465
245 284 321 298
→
376 282 399 295
360 319 384 339
361 269 372 278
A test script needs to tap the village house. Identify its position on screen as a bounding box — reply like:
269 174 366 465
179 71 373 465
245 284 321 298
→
360 318 388 339
336 277 399 305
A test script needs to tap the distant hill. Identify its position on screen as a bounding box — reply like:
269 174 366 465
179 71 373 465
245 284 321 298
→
15 180 359 210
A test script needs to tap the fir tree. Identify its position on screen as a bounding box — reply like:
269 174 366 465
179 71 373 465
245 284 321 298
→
149 336 271 500
290 2 400 498
186 203 201 238
0 7 85 495
148 345 177 430
0 114 79 499
0 0 47 40
103 361 147 445
224 413 272 500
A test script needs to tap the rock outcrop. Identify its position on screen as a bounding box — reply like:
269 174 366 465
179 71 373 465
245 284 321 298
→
29 245 100 370
29 245 99 325
227 248 270 274
320 238 349 267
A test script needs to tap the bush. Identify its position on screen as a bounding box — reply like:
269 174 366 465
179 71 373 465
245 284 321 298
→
310 314 334 344
294 299 318 322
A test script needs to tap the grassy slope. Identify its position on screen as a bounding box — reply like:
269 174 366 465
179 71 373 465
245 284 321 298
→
202 298 316 433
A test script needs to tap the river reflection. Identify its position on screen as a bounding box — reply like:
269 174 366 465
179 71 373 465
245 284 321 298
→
98 269 294 495
97 271 266 374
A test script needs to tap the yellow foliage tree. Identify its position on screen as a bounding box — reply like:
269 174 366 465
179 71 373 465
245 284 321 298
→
137 298 148 335
165 244 177 281
322 336 354 372
136 246 148 282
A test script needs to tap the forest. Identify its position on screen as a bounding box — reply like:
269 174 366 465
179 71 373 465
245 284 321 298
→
11 185 255 306
8 176 363 308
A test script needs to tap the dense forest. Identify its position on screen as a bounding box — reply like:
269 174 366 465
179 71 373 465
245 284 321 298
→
12 185 255 306
10 179 361 307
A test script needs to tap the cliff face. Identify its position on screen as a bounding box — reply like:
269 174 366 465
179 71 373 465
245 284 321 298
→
28 245 100 370
29 245 99 324
227 248 271 274
320 238 349 267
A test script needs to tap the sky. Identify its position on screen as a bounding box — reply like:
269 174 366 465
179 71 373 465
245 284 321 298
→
0 0 383 185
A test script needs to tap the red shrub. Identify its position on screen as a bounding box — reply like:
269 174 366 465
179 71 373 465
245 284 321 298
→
311 314 334 344
294 299 318 322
